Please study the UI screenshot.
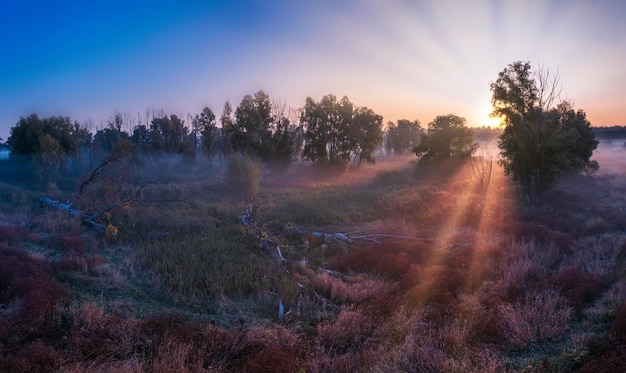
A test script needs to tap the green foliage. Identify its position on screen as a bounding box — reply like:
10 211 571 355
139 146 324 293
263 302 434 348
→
269 116 302 171
491 61 599 206
230 90 274 159
227 155 262 198
150 114 189 154
94 127 131 154
193 106 217 161
7 114 80 156
414 114 477 162
218 101 235 158
228 91 302 169
386 119 422 154
6 114 92 185
301 94 383 165
34 134 64 184
553 101 599 173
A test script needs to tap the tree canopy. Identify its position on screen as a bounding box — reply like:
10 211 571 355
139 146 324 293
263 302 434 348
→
386 119 422 155
300 94 383 165
491 61 599 206
226 90 302 169
414 114 477 162
192 107 218 162
7 114 82 156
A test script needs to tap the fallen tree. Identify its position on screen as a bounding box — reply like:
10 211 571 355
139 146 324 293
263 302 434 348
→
35 152 149 235
36 183 149 233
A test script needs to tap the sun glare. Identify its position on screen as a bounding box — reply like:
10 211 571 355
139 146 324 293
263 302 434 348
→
481 104 503 128
486 115 503 128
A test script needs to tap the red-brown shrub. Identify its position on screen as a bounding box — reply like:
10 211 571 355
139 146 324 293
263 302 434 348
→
52 233 86 257
0 225 29 243
51 257 84 275
87 254 107 269
331 240 433 280
609 304 626 344
66 304 138 362
584 334 608 356
607 211 626 231
546 267 606 312
317 308 373 354
240 344 301 373
0 339 62 373
578 272 626 372
16 279 66 326
469 308 506 345
140 312 195 344
0 246 66 328
578 346 626 373
230 325 304 372
616 240 626 269
497 288 572 350
497 221 574 253
309 273 400 318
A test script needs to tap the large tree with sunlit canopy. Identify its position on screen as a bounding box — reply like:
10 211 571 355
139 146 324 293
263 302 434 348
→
490 61 598 206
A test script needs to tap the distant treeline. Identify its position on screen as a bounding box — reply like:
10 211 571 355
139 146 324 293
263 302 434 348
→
592 126 626 139
1 91 422 188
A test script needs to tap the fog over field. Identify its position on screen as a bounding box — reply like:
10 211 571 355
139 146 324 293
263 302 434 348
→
1 1 626 371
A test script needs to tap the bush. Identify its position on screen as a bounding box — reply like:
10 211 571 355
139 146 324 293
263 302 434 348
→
497 288 572 350
331 240 433 280
0 339 62 373
547 267 605 313
609 304 626 344
226 155 261 198
0 225 29 243
52 233 86 257
317 307 373 354
0 247 66 326
231 325 304 373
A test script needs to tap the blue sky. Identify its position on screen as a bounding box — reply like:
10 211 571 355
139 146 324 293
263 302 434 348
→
1 0 625 141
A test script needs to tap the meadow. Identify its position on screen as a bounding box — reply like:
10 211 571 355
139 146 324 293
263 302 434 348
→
1 141 625 372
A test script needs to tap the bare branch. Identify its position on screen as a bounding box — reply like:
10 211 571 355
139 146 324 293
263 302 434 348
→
534 63 562 113
70 152 129 207
84 182 151 221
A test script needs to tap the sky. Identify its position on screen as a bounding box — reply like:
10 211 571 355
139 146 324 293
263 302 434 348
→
1 0 625 141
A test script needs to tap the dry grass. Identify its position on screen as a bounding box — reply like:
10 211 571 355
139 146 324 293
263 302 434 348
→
2 153 626 371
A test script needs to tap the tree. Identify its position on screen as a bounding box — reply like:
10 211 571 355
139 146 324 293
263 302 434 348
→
491 61 598 206
386 119 422 154
6 114 88 183
94 127 130 154
149 114 189 154
230 90 274 160
7 114 79 156
301 94 383 165
218 101 235 159
193 107 218 161
130 124 150 151
34 134 64 184
414 114 477 162
351 107 383 163
270 117 302 170
227 91 303 169
552 101 599 173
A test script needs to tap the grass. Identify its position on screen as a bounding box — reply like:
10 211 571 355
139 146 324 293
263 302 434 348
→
1 149 626 371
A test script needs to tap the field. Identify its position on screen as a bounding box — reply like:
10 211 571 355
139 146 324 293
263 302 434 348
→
1 142 626 372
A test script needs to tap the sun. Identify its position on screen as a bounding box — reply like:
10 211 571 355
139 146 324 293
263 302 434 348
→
486 113 505 128
479 101 504 128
